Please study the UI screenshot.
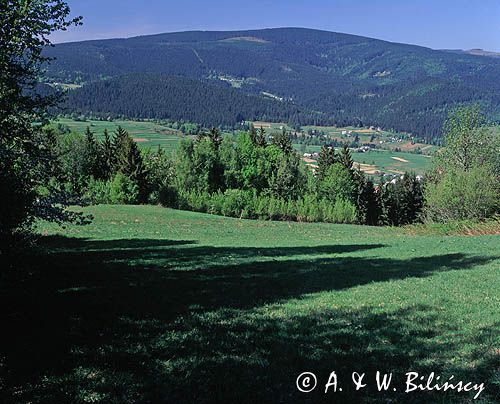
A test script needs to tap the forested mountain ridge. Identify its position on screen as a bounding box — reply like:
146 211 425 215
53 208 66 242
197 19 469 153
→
61 74 323 127
45 28 500 140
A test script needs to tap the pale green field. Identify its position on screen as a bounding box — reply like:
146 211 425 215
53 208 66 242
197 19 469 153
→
352 149 432 174
296 145 432 175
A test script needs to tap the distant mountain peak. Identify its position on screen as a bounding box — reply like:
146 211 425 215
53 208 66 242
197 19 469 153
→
442 48 500 58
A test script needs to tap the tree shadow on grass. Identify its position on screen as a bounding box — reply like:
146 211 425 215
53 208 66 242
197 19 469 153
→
148 306 499 403
0 237 498 403
40 236 198 251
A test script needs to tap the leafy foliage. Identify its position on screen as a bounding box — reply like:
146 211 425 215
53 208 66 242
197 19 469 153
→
0 0 81 253
318 163 357 204
425 167 499 221
425 105 500 222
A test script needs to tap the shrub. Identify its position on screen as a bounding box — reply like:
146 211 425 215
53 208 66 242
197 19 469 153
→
157 185 178 207
255 196 269 220
330 198 358 224
182 191 208 212
83 179 111 205
318 163 357 204
295 197 308 222
425 166 499 222
266 197 279 220
109 174 139 204
285 199 297 221
220 189 248 217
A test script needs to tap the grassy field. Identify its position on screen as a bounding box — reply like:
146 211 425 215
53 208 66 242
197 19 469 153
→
1 205 499 403
297 145 432 175
54 118 183 153
302 125 438 152
351 149 432 175
254 120 434 175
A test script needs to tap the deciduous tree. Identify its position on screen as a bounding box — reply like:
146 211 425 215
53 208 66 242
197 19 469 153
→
0 0 81 252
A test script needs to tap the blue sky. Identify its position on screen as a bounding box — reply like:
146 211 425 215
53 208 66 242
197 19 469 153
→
52 0 500 51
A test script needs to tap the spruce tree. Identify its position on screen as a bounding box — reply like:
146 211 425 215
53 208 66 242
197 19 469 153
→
271 128 293 154
364 179 380 225
401 173 424 224
196 130 206 143
208 127 222 150
353 171 379 225
256 127 267 147
100 128 115 180
206 129 224 192
249 125 258 146
339 144 354 171
112 127 148 201
317 145 337 180
378 182 399 226
83 126 100 178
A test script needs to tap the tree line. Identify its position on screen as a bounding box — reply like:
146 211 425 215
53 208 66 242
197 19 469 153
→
58 74 332 129
7 81 500 253
45 124 425 227
38 104 500 231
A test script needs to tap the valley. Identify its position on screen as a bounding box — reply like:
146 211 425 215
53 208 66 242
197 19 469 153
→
53 118 435 175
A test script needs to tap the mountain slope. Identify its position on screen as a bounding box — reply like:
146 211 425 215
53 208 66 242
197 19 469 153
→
45 28 500 139
61 74 320 126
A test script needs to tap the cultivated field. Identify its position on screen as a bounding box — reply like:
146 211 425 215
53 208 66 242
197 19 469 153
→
282 123 438 155
351 149 432 175
1 205 499 402
253 121 435 175
297 146 432 175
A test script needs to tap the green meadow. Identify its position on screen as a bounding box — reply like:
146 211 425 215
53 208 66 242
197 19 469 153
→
297 145 432 175
2 205 499 402
351 149 432 174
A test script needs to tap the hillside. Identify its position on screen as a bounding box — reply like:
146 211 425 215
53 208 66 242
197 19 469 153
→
2 205 499 402
45 28 500 140
61 74 321 127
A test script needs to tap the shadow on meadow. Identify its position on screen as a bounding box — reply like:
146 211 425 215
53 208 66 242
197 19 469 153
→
0 237 497 403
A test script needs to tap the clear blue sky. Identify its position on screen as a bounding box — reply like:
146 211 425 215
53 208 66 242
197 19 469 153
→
51 0 500 51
